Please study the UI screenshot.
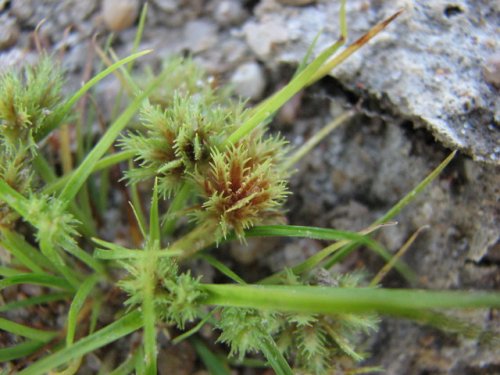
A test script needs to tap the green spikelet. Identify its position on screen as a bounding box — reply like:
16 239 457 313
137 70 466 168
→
0 55 65 149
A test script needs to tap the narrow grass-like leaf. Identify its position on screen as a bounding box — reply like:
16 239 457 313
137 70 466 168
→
172 310 218 345
199 254 246 284
129 201 147 240
33 155 96 237
246 225 378 243
149 179 160 244
0 266 24 277
371 226 427 286
253 224 415 284
43 151 135 195
225 38 345 145
307 9 403 85
1 227 54 273
93 248 144 260
17 311 143 375
0 292 70 313
143 250 158 374
191 338 231 375
259 337 294 375
36 50 152 141
375 151 457 225
324 151 457 270
284 110 355 169
0 317 57 341
0 274 73 291
66 274 99 346
63 242 105 275
48 357 83 375
0 179 29 217
162 183 191 236
58 70 167 207
39 238 80 288
108 348 143 375
202 285 500 315
0 236 44 274
0 340 45 362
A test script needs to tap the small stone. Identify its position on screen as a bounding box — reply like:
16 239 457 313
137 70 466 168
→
152 0 180 12
102 0 139 32
231 61 266 100
0 15 20 50
244 19 289 58
10 0 34 22
213 0 247 26
483 52 500 87
183 19 218 53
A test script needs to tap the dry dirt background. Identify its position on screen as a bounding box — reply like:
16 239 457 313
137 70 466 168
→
0 0 499 374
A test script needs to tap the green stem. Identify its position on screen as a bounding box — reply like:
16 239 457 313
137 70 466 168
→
42 151 135 195
201 284 500 315
171 223 217 260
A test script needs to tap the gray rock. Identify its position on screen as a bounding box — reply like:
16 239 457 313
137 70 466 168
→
213 0 247 27
231 61 266 100
246 0 500 164
183 19 218 53
483 52 500 87
244 17 289 58
0 15 20 50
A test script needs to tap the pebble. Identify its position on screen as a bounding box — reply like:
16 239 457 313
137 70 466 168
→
152 0 179 12
213 0 247 26
244 19 289 58
183 19 218 53
102 0 139 32
0 15 20 50
277 0 316 5
231 61 266 100
10 0 34 22
483 52 500 87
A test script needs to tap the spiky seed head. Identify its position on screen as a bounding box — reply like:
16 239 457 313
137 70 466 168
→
26 195 79 248
0 143 33 228
191 139 289 241
0 55 65 149
121 95 245 197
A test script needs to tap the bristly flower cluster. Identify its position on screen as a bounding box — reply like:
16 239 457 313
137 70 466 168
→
0 144 33 228
119 255 205 329
191 134 289 240
0 55 66 150
121 95 243 197
0 55 66 229
122 57 291 239
25 195 80 249
216 269 379 375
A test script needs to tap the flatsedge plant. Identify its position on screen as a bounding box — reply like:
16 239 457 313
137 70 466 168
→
0 5 499 375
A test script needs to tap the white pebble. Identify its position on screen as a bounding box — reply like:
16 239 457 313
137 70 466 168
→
231 61 266 100
102 0 139 32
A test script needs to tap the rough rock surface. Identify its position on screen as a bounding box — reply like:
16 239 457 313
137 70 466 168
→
248 0 500 164
0 0 498 374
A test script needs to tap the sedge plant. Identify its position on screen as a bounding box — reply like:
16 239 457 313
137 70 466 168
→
0 3 499 375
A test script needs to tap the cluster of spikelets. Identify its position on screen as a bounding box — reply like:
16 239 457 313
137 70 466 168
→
119 255 206 330
217 269 379 375
0 56 78 248
0 56 66 150
121 57 290 241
